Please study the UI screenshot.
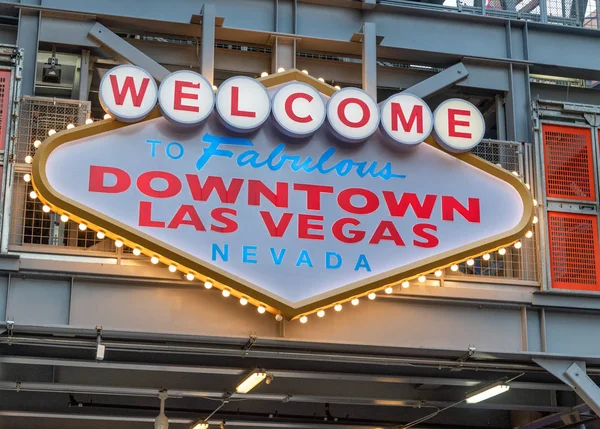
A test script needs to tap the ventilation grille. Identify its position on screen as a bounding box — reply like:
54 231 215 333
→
0 70 10 150
548 212 600 291
542 124 595 201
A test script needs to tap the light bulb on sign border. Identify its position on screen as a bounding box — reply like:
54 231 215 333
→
23 174 31 182
97 231 105 239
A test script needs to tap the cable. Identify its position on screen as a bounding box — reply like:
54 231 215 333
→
396 373 526 429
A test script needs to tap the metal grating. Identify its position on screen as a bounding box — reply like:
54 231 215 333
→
15 96 89 161
446 140 539 282
9 172 118 254
548 211 600 291
0 70 10 150
542 124 595 201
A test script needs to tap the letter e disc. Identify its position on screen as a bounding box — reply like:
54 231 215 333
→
380 93 432 147
327 88 379 142
158 70 214 126
99 65 158 123
216 76 270 133
272 82 325 138
433 98 485 153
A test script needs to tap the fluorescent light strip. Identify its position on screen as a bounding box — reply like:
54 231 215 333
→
465 384 510 404
236 372 267 394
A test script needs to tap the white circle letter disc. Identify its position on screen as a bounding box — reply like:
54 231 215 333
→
380 93 433 147
215 76 270 132
271 82 325 138
99 65 157 122
158 70 214 126
433 98 485 153
327 88 379 142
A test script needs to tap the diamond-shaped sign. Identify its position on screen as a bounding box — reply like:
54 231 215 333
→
32 70 533 319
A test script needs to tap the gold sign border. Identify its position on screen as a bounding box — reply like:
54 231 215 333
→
32 69 534 319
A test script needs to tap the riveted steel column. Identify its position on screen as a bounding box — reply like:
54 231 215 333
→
362 22 377 101
201 4 216 85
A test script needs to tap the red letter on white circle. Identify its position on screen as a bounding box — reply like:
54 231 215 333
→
216 76 270 133
327 88 379 142
158 71 214 126
380 93 433 147
99 65 157 123
433 99 485 153
272 82 325 138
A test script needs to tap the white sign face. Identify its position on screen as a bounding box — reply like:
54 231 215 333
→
380 93 433 147
271 82 326 138
35 71 530 318
158 70 215 126
327 88 380 142
99 65 158 122
216 76 270 132
433 99 485 153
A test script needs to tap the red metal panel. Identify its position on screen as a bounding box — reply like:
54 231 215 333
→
0 70 10 151
548 211 600 291
542 124 595 201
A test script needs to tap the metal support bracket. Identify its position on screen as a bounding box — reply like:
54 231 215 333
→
534 358 600 416
87 23 170 82
401 62 469 100
200 4 216 85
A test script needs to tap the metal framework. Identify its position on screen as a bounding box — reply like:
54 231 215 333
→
2 0 600 427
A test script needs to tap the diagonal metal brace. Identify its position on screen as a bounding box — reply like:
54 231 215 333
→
535 358 600 417
87 22 170 82
401 62 469 100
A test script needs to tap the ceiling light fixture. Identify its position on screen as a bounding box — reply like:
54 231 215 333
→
465 381 510 404
236 369 267 394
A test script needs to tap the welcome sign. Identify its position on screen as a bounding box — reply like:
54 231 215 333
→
31 67 533 320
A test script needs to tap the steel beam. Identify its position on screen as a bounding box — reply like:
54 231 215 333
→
564 362 600 417
15 8 39 95
401 62 468 100
271 36 296 73
0 355 571 391
201 4 215 84
535 359 600 417
86 22 170 82
77 49 90 101
361 22 377 101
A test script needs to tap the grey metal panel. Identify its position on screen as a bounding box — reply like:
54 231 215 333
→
367 12 508 59
69 279 280 338
38 17 98 48
510 26 526 61
458 62 510 92
297 2 361 41
42 0 276 32
545 311 600 356
6 277 70 325
0 25 16 45
285 299 523 353
527 309 542 352
531 83 600 105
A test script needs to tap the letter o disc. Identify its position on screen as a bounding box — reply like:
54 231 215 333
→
216 76 271 133
380 93 433 147
272 82 325 138
433 98 485 153
99 65 158 123
158 70 214 126
327 88 380 143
